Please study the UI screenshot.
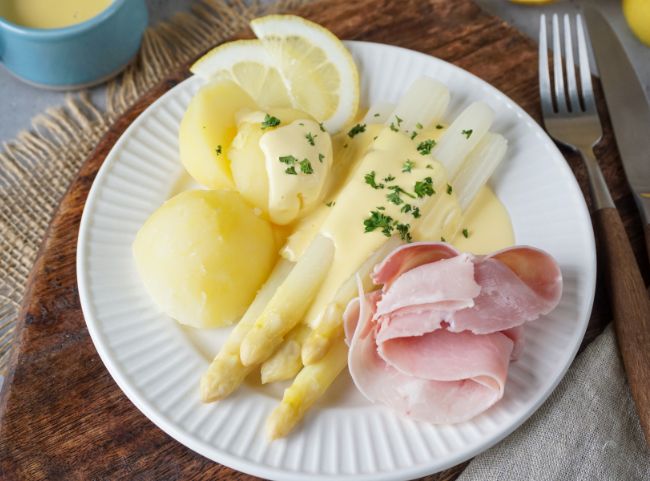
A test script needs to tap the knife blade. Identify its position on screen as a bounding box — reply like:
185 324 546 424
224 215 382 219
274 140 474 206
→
583 6 650 255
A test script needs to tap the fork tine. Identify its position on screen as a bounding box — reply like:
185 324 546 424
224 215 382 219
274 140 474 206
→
576 14 596 113
552 14 567 112
538 15 554 116
563 14 580 112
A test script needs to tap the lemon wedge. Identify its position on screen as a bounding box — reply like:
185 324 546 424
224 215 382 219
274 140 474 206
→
190 39 292 108
250 15 359 133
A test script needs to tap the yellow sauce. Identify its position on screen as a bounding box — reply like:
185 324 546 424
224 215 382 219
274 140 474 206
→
260 118 332 225
0 0 113 29
451 186 514 254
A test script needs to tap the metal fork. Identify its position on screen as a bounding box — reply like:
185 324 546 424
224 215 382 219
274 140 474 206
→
540 14 650 441
539 13 613 210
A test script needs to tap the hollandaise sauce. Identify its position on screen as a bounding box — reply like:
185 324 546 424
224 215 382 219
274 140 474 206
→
0 0 113 29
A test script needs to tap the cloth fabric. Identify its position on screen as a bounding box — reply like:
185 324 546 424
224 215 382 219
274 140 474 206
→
459 324 650 481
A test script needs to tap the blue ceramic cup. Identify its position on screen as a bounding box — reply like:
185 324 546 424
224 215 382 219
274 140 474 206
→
0 0 148 90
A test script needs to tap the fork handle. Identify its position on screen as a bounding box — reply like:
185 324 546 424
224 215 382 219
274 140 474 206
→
594 206 650 443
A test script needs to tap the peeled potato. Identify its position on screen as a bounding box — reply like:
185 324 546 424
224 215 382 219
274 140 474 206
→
133 190 277 328
229 107 315 214
179 80 257 190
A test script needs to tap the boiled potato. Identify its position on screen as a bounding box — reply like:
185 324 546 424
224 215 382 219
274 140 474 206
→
229 107 315 214
133 190 277 328
179 80 257 190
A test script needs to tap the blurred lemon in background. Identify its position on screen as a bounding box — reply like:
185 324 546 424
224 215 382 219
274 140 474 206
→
623 0 650 46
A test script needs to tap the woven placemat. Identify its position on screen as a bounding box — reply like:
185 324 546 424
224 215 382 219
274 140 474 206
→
0 0 307 376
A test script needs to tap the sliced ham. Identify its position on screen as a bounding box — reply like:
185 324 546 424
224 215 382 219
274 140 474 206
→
345 242 562 424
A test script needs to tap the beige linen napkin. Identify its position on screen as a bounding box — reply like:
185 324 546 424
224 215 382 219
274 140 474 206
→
458 324 650 480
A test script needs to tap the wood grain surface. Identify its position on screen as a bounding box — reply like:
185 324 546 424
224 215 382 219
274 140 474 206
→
594 207 650 443
1 0 648 479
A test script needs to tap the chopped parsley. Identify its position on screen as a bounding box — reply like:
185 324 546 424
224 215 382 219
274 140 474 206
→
416 122 423 129
305 132 317 146
363 211 412 241
326 201 335 207
400 204 421 219
414 177 435 197
417 139 436 155
394 115 403 127
412 206 421 218
446 183 453 195
426 163 433 169
344 143 349 148
395 223 412 241
364 210 395 237
401 204 412 214
215 145 222 156
386 185 415 205
261 114 281 129
389 122 399 132
410 131 418 140
377 205 386 211
373 112 380 117
300 159 314 174
279 155 298 165
285 166 297 175
319 122 326 132
383 174 396 182
364 171 384 189
461 129 473 139
441 236 446 242
402 159 415 173
347 123 366 138
462 228 470 238
436 124 444 129
318 153 325 163
373 136 378 140
299 122 305 126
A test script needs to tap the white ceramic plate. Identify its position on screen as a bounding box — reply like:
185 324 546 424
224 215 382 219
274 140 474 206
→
77 41 596 481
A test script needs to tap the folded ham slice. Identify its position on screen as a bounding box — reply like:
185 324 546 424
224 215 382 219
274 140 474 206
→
345 242 562 424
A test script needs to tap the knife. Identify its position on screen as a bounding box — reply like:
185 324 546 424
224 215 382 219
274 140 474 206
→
583 6 650 262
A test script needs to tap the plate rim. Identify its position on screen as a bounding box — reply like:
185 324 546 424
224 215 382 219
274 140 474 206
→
77 39 597 481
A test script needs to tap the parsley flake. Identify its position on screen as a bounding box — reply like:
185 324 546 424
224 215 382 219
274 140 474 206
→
416 122 424 129
305 132 317 146
417 139 436 155
412 206 421 218
395 223 412 241
462 228 470 238
461 129 473 139
319 122 326 132
364 171 384 189
364 210 395 237
285 166 297 175
389 122 399 132
446 183 453 195
215 145 222 156
383 174 396 182
402 159 415 173
373 112 380 117
326 201 335 207
410 131 418 140
300 159 314 174
318 153 325 163
261 114 281 129
414 177 435 197
426 164 433 169
436 124 444 129
386 185 415 205
348 123 366 138
441 236 446 242
400 204 412 214
279 155 297 165
395 115 403 127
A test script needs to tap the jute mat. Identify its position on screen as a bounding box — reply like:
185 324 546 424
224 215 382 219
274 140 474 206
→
0 0 307 376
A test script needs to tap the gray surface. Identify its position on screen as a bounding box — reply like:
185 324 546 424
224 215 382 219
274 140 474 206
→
0 0 649 143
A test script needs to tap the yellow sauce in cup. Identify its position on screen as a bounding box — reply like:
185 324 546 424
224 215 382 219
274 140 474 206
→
0 0 113 29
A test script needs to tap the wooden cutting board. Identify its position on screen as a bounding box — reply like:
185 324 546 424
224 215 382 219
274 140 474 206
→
1 0 648 479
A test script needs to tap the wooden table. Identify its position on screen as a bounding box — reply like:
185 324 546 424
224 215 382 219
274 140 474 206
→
1 0 648 479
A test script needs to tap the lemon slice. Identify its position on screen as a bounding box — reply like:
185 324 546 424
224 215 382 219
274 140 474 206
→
251 15 359 133
190 39 292 108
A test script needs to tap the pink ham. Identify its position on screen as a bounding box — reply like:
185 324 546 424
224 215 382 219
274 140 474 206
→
345 242 562 424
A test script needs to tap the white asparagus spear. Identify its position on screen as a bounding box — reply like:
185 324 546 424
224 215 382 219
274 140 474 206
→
200 259 293 402
260 324 311 384
240 234 335 366
432 101 494 179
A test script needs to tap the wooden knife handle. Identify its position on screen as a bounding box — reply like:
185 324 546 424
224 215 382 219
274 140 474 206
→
595 207 650 443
